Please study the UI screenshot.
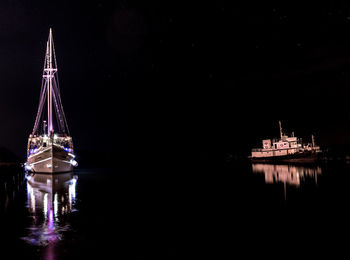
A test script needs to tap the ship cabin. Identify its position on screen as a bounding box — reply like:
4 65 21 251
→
27 134 74 157
252 135 302 158
263 136 300 150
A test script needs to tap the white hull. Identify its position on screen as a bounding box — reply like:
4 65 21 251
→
27 144 73 173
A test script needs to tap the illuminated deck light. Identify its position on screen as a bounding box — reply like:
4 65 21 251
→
70 159 78 167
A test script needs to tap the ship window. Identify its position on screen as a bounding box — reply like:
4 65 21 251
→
43 143 47 147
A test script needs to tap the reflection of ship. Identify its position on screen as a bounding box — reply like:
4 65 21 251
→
250 121 322 163
252 163 322 187
23 172 78 246
25 29 77 173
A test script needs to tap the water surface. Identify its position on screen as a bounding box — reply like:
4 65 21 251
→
1 162 350 258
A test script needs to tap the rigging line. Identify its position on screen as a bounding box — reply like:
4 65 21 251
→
60 91 70 136
52 89 64 133
52 39 70 135
38 77 45 108
53 73 68 134
53 77 70 135
35 83 47 134
52 39 61 93
33 83 46 134
32 81 48 134
52 89 61 132
35 79 45 131
51 34 70 136
33 43 50 134
32 39 51 134
52 79 66 133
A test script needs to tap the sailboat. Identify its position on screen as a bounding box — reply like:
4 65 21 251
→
25 28 77 173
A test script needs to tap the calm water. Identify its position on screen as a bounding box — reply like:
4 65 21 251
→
1 162 350 259
0 167 181 259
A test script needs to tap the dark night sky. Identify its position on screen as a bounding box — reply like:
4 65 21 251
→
2 1 350 161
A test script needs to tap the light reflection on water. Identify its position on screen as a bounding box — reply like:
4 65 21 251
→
252 163 322 200
22 172 78 247
252 164 322 186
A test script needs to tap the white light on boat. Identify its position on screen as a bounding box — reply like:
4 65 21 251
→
70 159 78 167
24 163 33 171
47 164 52 168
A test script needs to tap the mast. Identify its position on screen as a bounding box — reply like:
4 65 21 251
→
44 28 57 135
32 28 69 136
279 120 283 139
48 28 53 135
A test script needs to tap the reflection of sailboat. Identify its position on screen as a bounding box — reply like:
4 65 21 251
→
252 164 322 187
22 173 78 246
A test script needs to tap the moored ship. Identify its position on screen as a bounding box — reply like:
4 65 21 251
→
250 121 322 163
25 29 77 173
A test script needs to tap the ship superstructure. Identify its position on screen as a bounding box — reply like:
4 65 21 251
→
251 121 321 162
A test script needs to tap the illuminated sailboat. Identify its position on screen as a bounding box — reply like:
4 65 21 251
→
25 28 77 173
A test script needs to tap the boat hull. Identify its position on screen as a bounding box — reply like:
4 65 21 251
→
250 152 320 163
27 145 73 173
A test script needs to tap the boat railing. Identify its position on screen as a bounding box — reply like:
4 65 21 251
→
28 135 73 150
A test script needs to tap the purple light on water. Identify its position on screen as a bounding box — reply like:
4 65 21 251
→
48 209 54 231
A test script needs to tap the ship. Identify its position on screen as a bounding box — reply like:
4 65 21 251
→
24 29 77 173
250 121 322 163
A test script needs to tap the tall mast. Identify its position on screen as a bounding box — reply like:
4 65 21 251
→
44 28 57 135
48 28 53 135
33 28 69 136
